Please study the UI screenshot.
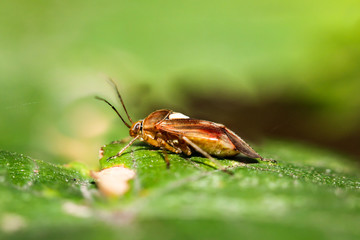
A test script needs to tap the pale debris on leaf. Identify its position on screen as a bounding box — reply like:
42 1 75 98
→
91 165 135 197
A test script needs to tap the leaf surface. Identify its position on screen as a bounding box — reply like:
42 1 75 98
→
1 141 360 240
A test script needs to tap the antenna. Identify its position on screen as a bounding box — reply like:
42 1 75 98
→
107 78 134 124
95 96 131 128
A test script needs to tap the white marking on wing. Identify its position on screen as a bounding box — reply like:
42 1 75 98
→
168 112 189 119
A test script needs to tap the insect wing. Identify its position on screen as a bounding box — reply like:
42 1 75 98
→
158 118 261 159
158 119 223 138
157 119 238 157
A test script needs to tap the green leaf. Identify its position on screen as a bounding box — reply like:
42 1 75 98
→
1 140 360 240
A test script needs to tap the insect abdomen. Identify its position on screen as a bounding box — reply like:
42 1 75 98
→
186 134 239 157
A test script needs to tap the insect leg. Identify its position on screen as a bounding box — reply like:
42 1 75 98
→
162 149 170 169
155 136 180 168
107 136 140 161
154 133 182 154
181 136 233 175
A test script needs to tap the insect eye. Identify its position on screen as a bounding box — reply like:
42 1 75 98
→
135 122 141 131
129 121 142 137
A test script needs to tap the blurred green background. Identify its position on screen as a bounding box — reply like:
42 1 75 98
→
0 0 360 166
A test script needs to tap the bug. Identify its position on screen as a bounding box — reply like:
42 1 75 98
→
96 80 271 171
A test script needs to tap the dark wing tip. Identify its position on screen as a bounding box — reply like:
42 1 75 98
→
223 128 262 159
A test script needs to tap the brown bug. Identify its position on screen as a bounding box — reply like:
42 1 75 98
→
96 80 271 171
